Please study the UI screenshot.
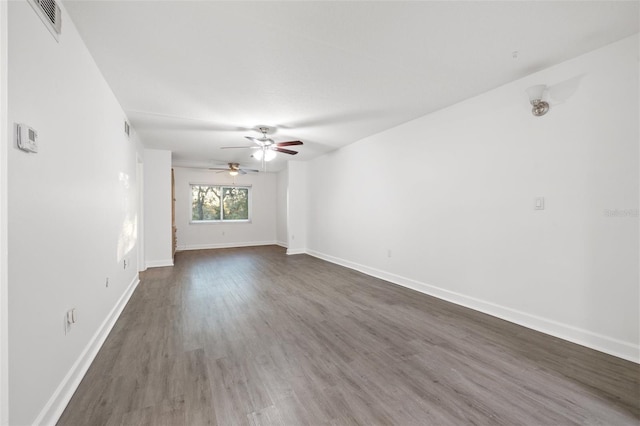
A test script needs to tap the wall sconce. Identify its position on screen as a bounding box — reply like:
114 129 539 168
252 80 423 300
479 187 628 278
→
526 84 550 116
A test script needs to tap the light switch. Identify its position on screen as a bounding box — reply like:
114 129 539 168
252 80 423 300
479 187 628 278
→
534 197 545 210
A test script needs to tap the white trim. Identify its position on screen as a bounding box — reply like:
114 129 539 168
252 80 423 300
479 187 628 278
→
188 182 253 187
189 220 251 225
286 248 306 255
145 259 174 268
177 241 278 251
306 249 640 364
33 274 140 426
276 241 288 249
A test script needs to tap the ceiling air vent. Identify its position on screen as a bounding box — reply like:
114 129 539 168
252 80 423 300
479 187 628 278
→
28 0 62 41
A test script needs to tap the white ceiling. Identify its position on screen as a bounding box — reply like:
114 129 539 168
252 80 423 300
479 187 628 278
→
63 1 639 171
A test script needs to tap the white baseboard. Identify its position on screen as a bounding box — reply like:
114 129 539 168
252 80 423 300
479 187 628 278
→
34 274 140 426
177 241 278 251
286 248 306 255
305 249 639 364
276 241 288 248
145 259 174 268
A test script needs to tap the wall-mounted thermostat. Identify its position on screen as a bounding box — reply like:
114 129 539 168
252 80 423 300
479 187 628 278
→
16 124 38 153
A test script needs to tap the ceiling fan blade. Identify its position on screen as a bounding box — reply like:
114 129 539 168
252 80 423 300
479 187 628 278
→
273 147 298 155
240 168 260 173
239 169 247 175
275 141 303 147
220 146 260 149
208 167 230 171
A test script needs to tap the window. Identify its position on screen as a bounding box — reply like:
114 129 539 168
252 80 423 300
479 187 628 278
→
191 184 250 222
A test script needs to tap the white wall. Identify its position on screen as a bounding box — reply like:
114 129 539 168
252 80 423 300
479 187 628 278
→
0 1 8 423
136 158 145 271
287 161 308 255
276 166 288 246
7 2 142 424
173 167 277 250
306 35 639 362
143 149 172 267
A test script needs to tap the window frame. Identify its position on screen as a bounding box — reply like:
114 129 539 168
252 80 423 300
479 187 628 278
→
189 183 252 224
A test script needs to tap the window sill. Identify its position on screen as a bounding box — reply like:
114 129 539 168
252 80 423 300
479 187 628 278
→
189 220 252 225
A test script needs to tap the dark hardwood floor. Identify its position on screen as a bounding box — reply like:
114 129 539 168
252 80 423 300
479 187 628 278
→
58 245 640 425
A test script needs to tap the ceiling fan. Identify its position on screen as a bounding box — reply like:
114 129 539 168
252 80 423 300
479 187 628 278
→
209 162 259 176
220 127 303 161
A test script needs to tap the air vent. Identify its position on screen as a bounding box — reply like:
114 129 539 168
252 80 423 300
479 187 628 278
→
124 121 130 137
28 0 62 41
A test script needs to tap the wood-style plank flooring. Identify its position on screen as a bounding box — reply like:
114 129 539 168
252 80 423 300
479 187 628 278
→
58 246 640 425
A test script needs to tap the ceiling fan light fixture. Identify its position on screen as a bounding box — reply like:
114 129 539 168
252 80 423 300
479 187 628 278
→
229 170 239 176
526 84 550 116
253 148 277 162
